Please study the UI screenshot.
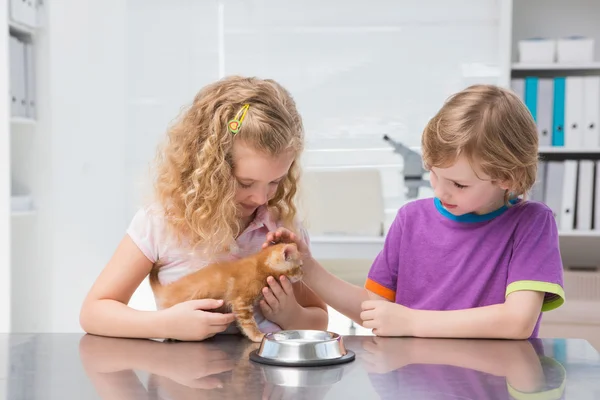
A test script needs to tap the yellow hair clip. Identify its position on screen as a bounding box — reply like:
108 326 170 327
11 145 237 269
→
228 104 250 135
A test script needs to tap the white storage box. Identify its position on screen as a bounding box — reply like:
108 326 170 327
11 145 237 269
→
518 38 556 64
557 36 595 63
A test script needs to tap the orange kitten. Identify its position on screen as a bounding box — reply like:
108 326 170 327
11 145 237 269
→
149 243 304 342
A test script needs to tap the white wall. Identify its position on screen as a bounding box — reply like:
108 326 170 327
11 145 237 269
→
124 0 221 215
9 0 507 332
222 0 503 150
45 0 128 332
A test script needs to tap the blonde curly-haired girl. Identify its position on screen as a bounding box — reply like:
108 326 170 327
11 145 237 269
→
80 76 328 341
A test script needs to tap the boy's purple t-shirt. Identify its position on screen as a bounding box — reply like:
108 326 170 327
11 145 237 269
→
365 198 565 338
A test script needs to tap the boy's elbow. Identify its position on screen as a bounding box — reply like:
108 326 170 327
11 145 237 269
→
502 311 538 340
506 326 534 340
501 291 545 339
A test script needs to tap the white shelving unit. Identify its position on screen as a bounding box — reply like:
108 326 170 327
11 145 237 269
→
1 0 11 334
509 0 600 345
7 28 37 220
8 18 34 36
512 62 600 71
539 146 600 154
4 0 130 334
10 117 35 126
2 0 41 333
559 230 600 238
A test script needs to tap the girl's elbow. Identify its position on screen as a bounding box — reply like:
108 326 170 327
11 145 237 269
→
315 308 329 330
79 300 98 334
302 305 328 331
79 314 91 334
79 306 93 334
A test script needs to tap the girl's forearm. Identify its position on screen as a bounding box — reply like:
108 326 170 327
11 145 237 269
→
281 305 328 330
80 299 167 339
79 335 165 373
302 257 370 324
82 369 147 400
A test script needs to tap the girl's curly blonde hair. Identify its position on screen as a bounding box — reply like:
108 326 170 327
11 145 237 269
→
421 84 539 205
153 76 304 255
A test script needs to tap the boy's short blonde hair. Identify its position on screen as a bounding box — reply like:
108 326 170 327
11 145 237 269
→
153 76 304 255
421 84 538 203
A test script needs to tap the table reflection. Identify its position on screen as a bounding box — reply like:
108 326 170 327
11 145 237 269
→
356 336 565 400
78 333 356 399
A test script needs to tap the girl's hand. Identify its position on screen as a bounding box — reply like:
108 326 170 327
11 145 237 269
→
154 343 236 389
259 275 301 328
360 300 416 337
262 227 311 260
159 299 236 341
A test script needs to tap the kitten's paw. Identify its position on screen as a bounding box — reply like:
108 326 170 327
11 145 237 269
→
247 332 265 343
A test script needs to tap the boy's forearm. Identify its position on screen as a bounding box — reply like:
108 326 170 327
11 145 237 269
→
80 299 167 339
406 339 542 378
302 257 370 324
411 303 536 340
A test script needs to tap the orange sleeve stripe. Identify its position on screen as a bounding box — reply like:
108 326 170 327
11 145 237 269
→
365 278 396 301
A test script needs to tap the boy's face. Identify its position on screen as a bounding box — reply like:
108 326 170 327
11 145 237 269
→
231 141 295 218
429 156 509 216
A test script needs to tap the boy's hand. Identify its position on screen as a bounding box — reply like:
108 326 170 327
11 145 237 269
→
360 300 416 337
259 275 301 328
262 227 311 260
361 336 414 374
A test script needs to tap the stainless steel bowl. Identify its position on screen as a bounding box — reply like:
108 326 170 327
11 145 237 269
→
249 330 355 367
260 363 347 387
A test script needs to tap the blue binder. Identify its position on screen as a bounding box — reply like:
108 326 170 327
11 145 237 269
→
552 77 565 146
524 77 538 122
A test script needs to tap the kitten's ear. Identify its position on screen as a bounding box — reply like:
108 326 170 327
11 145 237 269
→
282 244 296 261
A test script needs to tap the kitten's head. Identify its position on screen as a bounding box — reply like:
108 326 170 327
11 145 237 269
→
263 243 304 282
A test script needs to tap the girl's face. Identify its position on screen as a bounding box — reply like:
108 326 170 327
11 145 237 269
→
429 155 510 216
231 141 295 219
